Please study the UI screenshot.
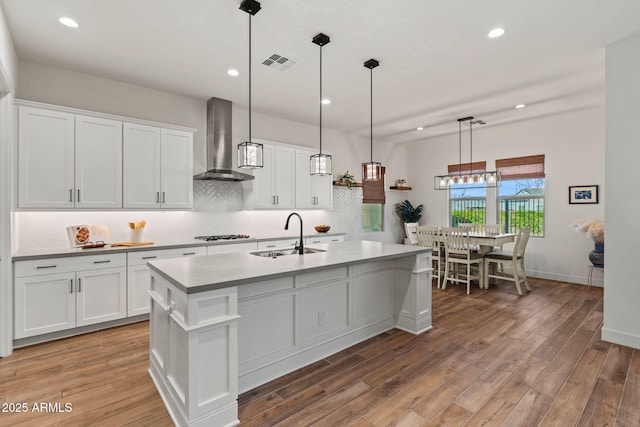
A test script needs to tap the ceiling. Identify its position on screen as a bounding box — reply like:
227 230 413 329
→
2 0 640 144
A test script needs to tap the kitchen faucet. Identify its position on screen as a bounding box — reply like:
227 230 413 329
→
284 213 304 255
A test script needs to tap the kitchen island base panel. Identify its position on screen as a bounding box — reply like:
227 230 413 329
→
148 242 431 427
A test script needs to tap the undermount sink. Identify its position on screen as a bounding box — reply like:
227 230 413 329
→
250 248 326 258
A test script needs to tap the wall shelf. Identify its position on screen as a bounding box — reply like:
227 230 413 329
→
333 181 363 188
389 186 412 191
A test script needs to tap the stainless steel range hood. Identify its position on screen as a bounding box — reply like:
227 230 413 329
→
193 97 255 181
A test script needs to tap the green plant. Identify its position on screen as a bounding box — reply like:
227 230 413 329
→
395 200 424 223
340 171 356 188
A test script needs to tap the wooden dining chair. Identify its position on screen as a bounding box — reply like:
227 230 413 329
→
416 226 444 288
483 227 531 295
441 227 483 294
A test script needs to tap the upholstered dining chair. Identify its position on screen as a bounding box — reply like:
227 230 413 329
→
416 226 444 288
441 227 483 294
483 227 531 295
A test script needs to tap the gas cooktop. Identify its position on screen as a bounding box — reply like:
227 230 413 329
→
194 234 250 242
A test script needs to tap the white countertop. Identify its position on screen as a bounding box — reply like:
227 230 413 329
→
11 232 346 261
148 240 430 294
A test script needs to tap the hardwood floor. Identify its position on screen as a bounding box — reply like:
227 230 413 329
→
1 278 638 426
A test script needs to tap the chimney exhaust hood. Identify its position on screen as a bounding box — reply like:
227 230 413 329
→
193 97 255 181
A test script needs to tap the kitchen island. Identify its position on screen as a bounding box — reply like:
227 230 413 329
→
147 240 432 427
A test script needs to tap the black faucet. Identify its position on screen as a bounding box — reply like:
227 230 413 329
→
285 212 304 255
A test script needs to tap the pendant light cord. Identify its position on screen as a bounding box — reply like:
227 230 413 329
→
458 120 462 176
319 44 323 155
469 119 473 172
248 13 252 143
370 66 373 163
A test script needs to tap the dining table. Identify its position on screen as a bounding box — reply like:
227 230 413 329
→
437 231 516 288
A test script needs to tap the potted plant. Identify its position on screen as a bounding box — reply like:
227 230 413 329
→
339 171 356 189
395 200 424 223
570 219 604 266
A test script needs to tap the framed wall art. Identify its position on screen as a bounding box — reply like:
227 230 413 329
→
569 185 599 204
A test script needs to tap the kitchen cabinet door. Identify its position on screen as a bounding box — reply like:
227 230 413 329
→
248 143 295 209
123 123 162 208
18 106 75 208
295 149 332 209
160 128 193 209
14 272 76 339
75 266 127 327
75 115 123 209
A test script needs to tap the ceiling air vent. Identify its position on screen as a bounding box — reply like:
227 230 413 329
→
262 53 297 71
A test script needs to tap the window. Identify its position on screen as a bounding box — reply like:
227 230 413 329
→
448 161 487 226
496 155 545 236
362 204 383 232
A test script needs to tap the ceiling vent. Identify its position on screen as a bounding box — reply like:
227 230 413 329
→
262 53 297 71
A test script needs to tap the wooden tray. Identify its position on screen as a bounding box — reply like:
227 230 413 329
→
111 242 154 247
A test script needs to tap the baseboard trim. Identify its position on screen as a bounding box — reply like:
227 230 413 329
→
601 326 640 350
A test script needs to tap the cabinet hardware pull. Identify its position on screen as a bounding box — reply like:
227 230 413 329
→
77 277 82 292
69 279 73 294
331 239 339 242
77 189 80 202
312 240 321 244
266 244 276 248
36 265 57 269
69 189 73 202
182 252 196 256
272 195 275 205
93 260 111 264
142 255 157 260
156 192 160 203
162 192 166 203
276 195 279 204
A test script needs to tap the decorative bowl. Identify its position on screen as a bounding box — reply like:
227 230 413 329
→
314 225 331 233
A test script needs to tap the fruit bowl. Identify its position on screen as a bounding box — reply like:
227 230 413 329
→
314 225 331 233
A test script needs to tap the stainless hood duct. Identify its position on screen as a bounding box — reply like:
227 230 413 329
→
193 97 255 181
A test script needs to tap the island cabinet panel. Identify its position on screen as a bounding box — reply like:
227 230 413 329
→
148 274 239 426
301 281 349 346
352 269 396 328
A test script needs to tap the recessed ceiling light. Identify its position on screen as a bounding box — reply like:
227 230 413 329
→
488 28 505 38
59 17 79 28
416 127 424 131
321 98 331 105
227 69 239 77
515 104 526 109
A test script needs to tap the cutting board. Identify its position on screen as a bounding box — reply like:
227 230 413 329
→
111 242 155 247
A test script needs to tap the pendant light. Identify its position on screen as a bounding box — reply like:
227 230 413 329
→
237 0 263 169
310 33 332 176
362 58 381 181
433 117 499 190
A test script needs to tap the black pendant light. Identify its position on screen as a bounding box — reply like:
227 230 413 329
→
433 117 499 189
310 33 332 176
237 0 264 169
362 58 381 181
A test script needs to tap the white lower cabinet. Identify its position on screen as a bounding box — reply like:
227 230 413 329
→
127 246 206 316
257 239 298 251
14 254 127 339
305 234 344 245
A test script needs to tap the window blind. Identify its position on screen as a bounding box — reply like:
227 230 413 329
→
447 161 486 175
495 154 545 180
362 166 386 204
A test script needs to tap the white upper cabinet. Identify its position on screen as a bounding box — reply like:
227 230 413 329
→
123 124 193 209
160 128 193 209
75 115 123 209
248 143 295 209
295 149 333 209
18 106 75 208
123 123 162 209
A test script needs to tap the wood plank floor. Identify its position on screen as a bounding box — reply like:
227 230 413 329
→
1 278 638 426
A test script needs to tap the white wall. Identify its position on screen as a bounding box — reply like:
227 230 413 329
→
14 61 410 248
0 2 18 357
602 31 640 349
406 106 605 285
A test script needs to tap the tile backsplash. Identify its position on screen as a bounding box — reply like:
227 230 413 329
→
14 181 405 250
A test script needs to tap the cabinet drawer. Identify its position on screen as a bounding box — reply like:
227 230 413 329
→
306 235 344 245
15 253 126 277
207 242 257 255
128 246 206 265
257 239 298 250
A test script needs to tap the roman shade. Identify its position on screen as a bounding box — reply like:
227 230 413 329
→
363 166 385 204
495 154 545 180
447 161 487 175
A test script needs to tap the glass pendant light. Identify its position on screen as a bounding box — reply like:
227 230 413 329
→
310 33 332 176
237 0 263 169
362 59 382 181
